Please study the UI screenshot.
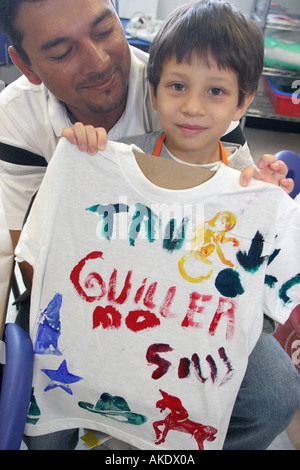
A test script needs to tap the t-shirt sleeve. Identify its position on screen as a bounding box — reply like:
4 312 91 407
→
0 143 47 230
263 195 300 324
227 146 255 172
118 134 150 152
15 176 49 268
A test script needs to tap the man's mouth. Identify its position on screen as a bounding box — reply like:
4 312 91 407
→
76 68 117 93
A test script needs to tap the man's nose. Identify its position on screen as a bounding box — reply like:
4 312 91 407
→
79 39 109 74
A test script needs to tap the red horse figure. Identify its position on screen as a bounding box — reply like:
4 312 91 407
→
153 390 217 450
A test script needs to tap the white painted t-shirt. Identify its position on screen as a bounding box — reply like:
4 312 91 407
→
16 139 300 450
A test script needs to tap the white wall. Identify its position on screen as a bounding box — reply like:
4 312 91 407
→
117 0 299 20
157 0 189 19
117 0 254 19
117 0 159 18
157 0 253 19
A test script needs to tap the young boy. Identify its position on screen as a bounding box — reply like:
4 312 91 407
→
16 0 300 451
120 0 262 172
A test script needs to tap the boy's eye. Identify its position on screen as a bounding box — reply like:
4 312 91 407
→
209 87 223 96
172 83 185 92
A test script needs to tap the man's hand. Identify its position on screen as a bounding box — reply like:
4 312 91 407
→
61 123 108 155
240 154 294 195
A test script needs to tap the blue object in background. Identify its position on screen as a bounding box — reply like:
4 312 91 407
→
0 31 13 65
120 18 151 52
0 323 33 450
276 150 300 200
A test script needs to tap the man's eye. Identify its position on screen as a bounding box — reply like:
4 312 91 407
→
94 27 113 40
51 48 72 61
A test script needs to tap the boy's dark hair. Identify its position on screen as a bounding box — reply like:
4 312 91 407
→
148 0 264 106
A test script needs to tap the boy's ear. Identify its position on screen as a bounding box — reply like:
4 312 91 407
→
233 92 255 121
149 83 158 110
9 46 42 85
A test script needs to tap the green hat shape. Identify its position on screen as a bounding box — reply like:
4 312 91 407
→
79 392 147 425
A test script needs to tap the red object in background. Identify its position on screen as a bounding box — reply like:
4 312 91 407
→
273 305 300 374
263 75 300 118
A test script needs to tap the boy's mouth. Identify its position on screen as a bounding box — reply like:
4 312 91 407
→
176 124 207 135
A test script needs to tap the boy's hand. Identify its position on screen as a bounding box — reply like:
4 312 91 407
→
61 123 108 155
240 154 294 195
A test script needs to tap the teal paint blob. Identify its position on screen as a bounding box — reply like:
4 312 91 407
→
237 231 267 273
215 268 244 298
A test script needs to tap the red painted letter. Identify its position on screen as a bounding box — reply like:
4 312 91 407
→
70 251 106 302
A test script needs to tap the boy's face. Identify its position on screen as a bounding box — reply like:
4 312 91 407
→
151 55 253 164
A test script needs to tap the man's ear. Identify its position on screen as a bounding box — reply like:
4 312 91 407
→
233 92 255 121
9 46 42 85
149 83 158 111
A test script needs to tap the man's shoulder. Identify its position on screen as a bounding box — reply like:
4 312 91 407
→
129 45 149 66
0 75 62 158
0 75 51 126
0 75 46 105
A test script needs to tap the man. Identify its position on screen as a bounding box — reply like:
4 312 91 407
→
0 0 298 450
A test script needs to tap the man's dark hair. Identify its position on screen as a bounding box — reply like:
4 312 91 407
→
148 0 264 106
0 0 115 64
0 0 44 63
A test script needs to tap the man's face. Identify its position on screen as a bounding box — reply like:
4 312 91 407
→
14 0 131 126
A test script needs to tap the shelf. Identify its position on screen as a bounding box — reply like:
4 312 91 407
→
245 89 300 123
263 67 300 78
249 1 300 124
266 15 300 32
253 13 300 32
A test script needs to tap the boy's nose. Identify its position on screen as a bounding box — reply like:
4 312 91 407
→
181 93 206 116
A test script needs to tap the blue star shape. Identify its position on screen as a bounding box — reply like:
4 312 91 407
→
41 360 83 395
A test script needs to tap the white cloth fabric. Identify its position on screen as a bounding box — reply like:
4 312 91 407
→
16 139 300 450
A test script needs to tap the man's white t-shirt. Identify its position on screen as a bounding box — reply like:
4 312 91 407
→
15 139 300 450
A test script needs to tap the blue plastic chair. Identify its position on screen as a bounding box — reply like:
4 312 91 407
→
276 150 300 199
0 323 33 450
